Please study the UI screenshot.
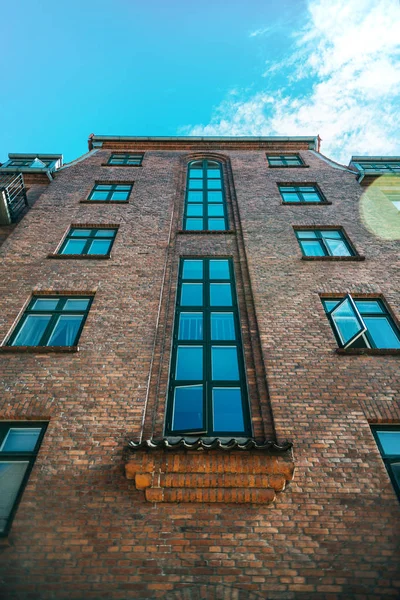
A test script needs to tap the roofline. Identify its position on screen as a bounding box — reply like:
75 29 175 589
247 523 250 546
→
350 156 400 162
8 153 63 159
88 134 320 151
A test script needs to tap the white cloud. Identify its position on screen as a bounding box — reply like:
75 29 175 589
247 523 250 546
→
185 0 400 164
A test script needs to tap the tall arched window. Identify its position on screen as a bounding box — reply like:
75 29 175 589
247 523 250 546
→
183 160 228 231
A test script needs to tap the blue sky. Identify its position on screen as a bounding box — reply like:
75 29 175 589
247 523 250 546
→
0 0 399 164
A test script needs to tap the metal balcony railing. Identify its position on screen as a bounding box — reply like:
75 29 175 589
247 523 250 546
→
0 173 28 224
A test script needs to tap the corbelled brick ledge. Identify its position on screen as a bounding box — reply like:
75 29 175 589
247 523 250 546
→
125 438 294 504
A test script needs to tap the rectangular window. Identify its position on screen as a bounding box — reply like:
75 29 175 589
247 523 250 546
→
295 229 354 257
0 422 47 536
58 227 117 256
107 154 143 166
279 184 325 203
267 155 304 167
371 426 400 501
166 258 251 436
7 296 93 347
184 160 228 231
357 162 400 173
322 296 400 349
88 183 132 202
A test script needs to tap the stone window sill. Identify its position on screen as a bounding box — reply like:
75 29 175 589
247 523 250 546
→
177 230 236 235
0 346 79 354
302 255 365 261
47 254 110 260
336 348 400 356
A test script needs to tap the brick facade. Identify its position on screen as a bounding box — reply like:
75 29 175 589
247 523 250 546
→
0 139 399 599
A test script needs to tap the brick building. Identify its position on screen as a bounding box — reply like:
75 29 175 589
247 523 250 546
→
0 136 399 599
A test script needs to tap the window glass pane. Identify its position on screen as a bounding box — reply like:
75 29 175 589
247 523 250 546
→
300 241 325 256
363 317 400 349
207 180 221 190
354 301 384 314
0 429 41 452
321 231 342 239
94 185 112 190
95 230 116 237
176 346 203 380
87 239 112 255
207 191 223 203
178 313 203 340
182 260 203 279
212 388 244 432
172 386 203 431
185 219 203 230
282 193 299 202
325 239 351 256
210 283 232 306
189 169 202 178
187 191 203 203
207 218 226 230
324 300 341 312
211 313 235 340
296 231 317 239
299 187 316 192
208 205 224 217
210 260 230 280
376 431 400 455
181 283 203 306
391 463 400 488
70 229 92 237
47 315 83 346
302 193 321 202
189 180 203 190
12 315 51 346
212 346 239 380
111 191 129 201
331 297 364 346
207 169 221 178
32 299 59 310
189 161 202 168
187 205 203 216
63 299 90 311
62 239 86 255
0 462 29 533
90 192 109 201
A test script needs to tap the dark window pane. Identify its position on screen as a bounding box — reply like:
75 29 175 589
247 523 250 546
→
0 428 41 452
181 283 203 306
187 191 203 203
363 317 400 349
0 462 29 534
12 315 51 346
212 388 245 432
300 241 325 256
187 205 203 216
62 239 86 255
211 313 235 340
172 386 203 431
47 315 83 346
208 205 224 217
63 299 90 311
211 346 239 380
185 218 203 230
391 463 400 488
376 431 400 455
210 283 232 306
176 346 203 380
178 313 203 340
87 239 112 255
208 218 226 230
182 260 203 280
209 260 230 280
207 191 223 203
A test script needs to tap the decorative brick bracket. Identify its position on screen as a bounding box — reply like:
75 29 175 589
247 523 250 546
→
125 438 294 504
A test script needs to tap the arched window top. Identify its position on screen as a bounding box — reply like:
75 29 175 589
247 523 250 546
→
184 160 227 231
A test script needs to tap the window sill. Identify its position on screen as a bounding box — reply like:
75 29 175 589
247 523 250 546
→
101 163 142 167
282 201 332 206
336 348 400 356
177 230 236 235
0 346 79 354
47 254 110 260
80 200 129 204
302 255 365 261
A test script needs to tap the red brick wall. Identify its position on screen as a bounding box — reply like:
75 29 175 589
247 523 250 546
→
0 145 399 599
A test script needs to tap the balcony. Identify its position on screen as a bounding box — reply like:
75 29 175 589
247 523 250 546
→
0 172 28 224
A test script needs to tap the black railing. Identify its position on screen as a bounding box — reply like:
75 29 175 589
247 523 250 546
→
0 173 28 223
